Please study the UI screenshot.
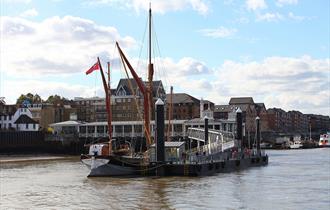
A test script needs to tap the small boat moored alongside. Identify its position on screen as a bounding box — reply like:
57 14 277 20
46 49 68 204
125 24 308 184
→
319 133 330 147
289 140 303 149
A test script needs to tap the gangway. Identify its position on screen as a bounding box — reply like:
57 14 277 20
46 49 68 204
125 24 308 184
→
187 128 236 152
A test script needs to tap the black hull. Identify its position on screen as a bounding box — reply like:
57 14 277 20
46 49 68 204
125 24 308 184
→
85 154 269 177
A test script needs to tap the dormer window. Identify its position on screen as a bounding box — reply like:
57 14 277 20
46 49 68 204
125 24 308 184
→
117 85 126 96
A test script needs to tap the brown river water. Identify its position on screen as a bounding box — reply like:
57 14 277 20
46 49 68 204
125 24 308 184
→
1 149 329 210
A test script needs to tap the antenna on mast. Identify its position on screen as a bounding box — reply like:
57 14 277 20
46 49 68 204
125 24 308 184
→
149 1 152 65
147 0 154 144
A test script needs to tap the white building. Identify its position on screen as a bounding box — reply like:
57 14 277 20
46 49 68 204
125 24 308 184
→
0 107 39 131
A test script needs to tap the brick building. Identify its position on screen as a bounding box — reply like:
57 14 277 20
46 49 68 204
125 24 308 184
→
76 78 166 122
288 110 309 134
166 93 200 120
306 114 330 135
266 108 329 137
214 97 269 134
267 108 290 133
74 97 105 122
24 102 76 130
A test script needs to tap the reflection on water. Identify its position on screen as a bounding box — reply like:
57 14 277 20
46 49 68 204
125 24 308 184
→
1 149 329 209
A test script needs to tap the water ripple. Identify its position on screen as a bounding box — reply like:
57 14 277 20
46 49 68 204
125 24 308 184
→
1 149 329 210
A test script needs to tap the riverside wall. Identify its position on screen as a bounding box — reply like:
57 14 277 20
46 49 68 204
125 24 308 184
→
0 131 85 154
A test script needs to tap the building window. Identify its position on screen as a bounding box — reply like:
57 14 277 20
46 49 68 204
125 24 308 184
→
26 124 28 129
33 124 36 129
80 126 86 133
97 126 104 133
87 126 95 133
9 115 12 120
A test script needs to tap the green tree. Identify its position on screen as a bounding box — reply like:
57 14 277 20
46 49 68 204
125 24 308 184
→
16 93 43 105
32 94 42 103
46 95 67 105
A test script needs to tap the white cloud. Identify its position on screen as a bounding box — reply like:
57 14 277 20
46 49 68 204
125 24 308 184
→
86 0 209 15
20 8 39 17
288 12 307 21
199 26 237 38
127 56 211 80
152 55 329 115
256 12 284 22
162 57 211 76
276 0 298 7
208 56 330 115
246 0 267 11
0 16 136 76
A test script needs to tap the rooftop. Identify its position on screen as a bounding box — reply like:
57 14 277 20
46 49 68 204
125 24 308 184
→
166 93 199 104
14 114 38 124
229 97 254 105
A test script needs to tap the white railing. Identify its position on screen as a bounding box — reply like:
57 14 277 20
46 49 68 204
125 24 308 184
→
187 128 235 143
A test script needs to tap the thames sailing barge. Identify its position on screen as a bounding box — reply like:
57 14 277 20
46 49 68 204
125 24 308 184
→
80 6 268 177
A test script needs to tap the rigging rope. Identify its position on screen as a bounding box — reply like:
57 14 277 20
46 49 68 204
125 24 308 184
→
117 47 152 143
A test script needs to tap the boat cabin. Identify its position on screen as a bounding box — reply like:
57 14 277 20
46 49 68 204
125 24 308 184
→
89 143 109 156
149 141 185 163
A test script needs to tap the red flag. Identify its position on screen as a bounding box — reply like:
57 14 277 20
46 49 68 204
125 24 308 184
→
85 62 100 75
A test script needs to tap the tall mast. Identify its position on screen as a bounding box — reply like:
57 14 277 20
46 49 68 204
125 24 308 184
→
167 86 173 141
107 62 112 154
97 57 112 154
149 2 152 65
147 3 154 144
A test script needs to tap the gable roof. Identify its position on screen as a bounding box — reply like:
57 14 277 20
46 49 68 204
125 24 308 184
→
255 103 266 114
116 78 164 97
229 97 254 105
166 93 199 104
14 114 38 124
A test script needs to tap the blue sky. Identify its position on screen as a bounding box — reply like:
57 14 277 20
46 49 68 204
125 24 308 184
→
0 0 329 115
